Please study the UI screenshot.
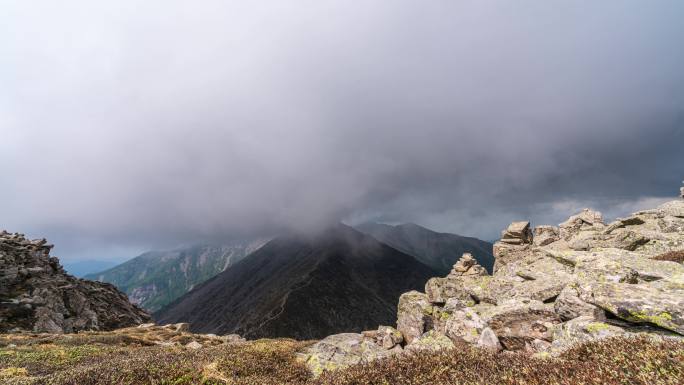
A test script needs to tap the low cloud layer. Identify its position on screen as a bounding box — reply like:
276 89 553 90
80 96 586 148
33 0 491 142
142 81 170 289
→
1 1 683 260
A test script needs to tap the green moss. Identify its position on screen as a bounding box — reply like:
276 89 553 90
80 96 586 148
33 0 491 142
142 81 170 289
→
627 309 674 328
585 322 610 334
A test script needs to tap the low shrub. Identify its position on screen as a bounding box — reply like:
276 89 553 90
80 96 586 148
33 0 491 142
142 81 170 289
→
651 250 684 263
1 334 682 385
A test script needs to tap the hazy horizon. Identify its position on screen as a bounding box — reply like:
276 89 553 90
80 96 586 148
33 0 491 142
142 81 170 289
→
2 1 683 262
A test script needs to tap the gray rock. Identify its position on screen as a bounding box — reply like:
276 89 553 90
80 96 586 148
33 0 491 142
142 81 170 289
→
500 222 532 245
298 333 399 377
377 325 403 349
533 226 560 246
478 299 561 351
397 291 433 344
477 327 502 352
609 229 650 251
425 277 473 305
185 341 202 349
0 231 150 333
443 307 486 344
579 282 684 335
554 286 602 321
559 209 604 240
405 330 455 352
658 200 684 218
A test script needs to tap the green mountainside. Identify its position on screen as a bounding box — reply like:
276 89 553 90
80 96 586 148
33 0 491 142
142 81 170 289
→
85 240 268 312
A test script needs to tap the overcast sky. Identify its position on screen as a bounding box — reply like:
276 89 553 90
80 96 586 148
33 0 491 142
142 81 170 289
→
1 1 683 262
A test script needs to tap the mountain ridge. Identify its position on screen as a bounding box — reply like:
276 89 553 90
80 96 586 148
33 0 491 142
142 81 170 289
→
355 222 495 275
155 223 436 339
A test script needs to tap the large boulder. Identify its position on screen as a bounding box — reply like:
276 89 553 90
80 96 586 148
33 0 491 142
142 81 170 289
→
658 200 684 218
405 330 455 352
554 286 603 321
559 209 604 240
550 315 682 354
298 333 400 376
550 316 629 353
500 221 533 245
533 226 560 246
578 282 684 335
443 306 486 344
477 299 561 351
425 277 472 305
397 291 433 344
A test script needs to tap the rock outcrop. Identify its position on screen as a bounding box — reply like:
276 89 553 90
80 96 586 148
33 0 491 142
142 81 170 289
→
284 185 684 377
0 231 151 333
392 192 684 357
298 326 404 376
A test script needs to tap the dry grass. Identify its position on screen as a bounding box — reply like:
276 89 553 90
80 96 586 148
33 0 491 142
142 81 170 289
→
0 332 682 385
651 250 684 263
316 337 684 385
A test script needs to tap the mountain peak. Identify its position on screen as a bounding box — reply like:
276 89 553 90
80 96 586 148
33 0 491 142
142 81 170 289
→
155 225 436 339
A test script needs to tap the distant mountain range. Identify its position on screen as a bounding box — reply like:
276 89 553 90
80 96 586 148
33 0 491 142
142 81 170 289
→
85 240 268 312
356 222 494 275
63 259 119 278
155 224 436 339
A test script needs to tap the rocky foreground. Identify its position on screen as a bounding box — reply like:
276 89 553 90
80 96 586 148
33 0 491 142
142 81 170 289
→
297 193 684 375
0 325 681 384
0 232 150 333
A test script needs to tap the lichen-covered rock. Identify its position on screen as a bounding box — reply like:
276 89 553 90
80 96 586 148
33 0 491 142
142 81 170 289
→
298 333 400 376
549 315 682 354
444 307 486 344
608 229 650 251
550 316 628 353
0 231 150 333
477 299 561 351
533 226 560 246
559 209 605 240
554 286 602 321
492 243 531 273
377 325 403 349
425 277 473 305
405 330 455 352
579 282 684 335
396 291 433 344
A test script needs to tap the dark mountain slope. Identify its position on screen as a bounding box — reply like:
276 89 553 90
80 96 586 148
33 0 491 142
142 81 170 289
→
356 222 494 275
155 224 435 339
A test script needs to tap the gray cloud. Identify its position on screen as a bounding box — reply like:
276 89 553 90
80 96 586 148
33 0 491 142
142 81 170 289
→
1 1 683 261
